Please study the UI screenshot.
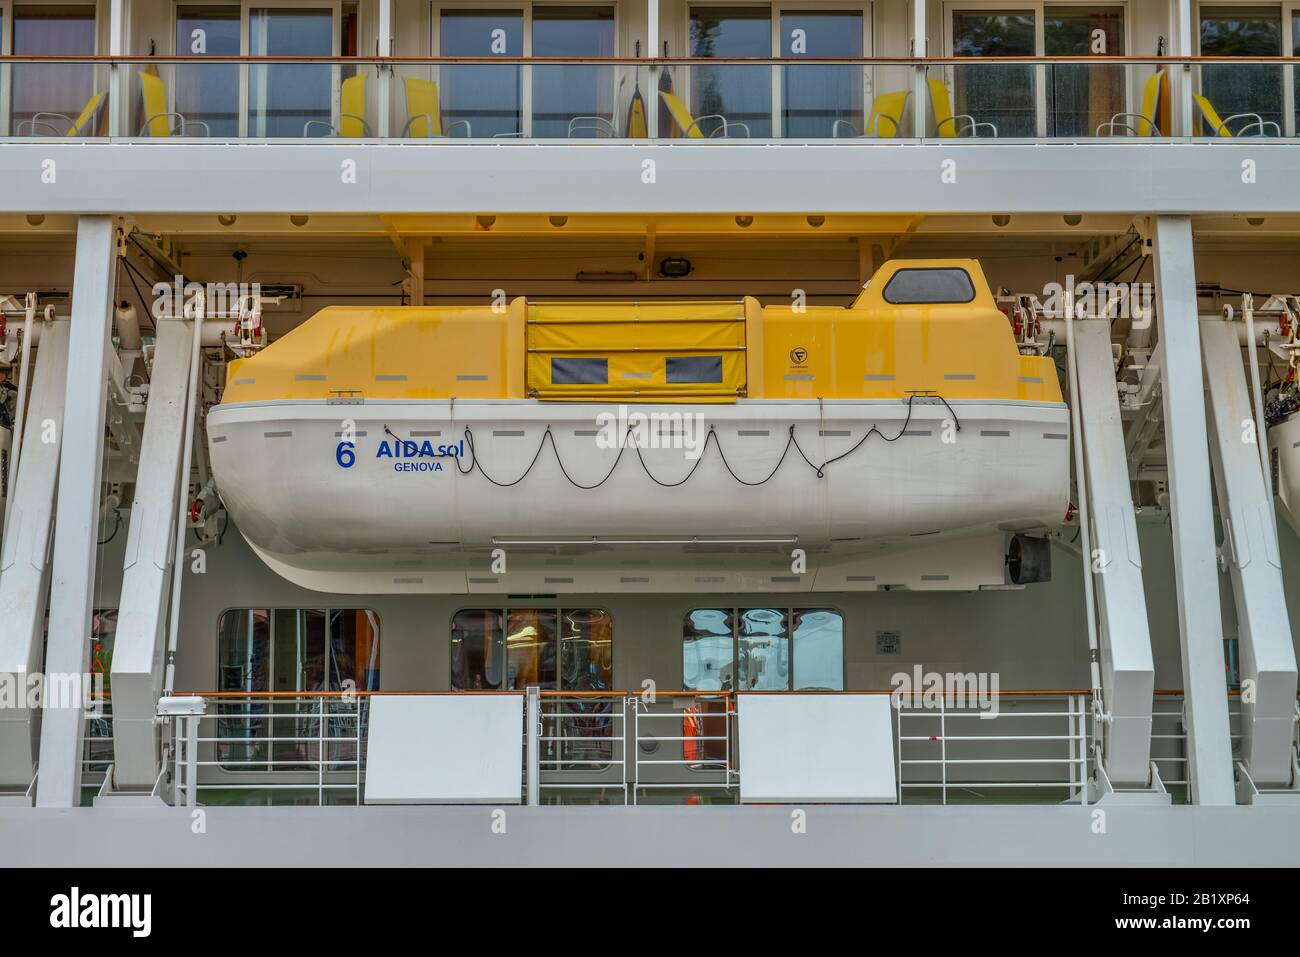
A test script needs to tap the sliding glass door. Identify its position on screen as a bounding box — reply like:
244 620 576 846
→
11 5 97 135
1199 5 1283 135
175 6 241 136
249 7 335 136
532 6 615 137
781 9 865 137
440 9 524 137
689 6 772 137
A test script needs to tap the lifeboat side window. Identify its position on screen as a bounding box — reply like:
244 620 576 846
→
215 608 380 771
666 355 724 384
551 357 608 385
682 607 844 692
881 267 976 305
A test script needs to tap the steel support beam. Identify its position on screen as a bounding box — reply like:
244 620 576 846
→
1073 320 1155 787
110 319 198 790
1152 215 1235 805
1201 320 1298 788
0 320 70 790
35 216 117 808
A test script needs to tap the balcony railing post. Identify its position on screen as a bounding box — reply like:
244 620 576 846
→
377 0 393 137
525 685 540 806
912 0 927 137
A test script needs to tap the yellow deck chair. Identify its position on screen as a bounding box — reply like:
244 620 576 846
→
833 90 910 138
138 71 210 136
928 76 997 137
305 73 370 137
402 77 471 137
1097 69 1164 136
1193 92 1280 138
658 90 749 138
16 90 106 136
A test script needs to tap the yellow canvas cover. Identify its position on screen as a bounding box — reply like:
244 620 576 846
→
526 300 747 400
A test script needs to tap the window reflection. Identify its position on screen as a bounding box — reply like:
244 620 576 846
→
683 608 843 691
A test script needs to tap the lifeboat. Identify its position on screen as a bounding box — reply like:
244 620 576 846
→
206 259 1070 593
1269 400 1300 537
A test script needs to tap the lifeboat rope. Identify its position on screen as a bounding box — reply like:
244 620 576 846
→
443 392 961 489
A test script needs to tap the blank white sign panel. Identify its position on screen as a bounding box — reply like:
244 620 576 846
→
364 694 523 805
737 694 896 803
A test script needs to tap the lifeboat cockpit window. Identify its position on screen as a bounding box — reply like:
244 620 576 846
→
881 267 976 305
666 355 724 384
551 357 609 385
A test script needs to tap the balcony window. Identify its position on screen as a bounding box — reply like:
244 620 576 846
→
683 607 844 691
440 9 524 138
688 6 772 138
10 5 97 136
1199 6 1283 135
451 608 614 767
781 9 865 138
174 6 241 137
950 9 1036 137
1044 6 1125 136
532 6 616 137
249 7 335 137
216 608 380 770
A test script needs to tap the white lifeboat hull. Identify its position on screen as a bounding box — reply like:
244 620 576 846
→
207 397 1070 593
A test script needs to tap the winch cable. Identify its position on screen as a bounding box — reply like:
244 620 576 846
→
401 392 960 490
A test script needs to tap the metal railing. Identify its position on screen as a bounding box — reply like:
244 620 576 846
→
150 688 1297 807
3 55 1299 142
896 692 1090 804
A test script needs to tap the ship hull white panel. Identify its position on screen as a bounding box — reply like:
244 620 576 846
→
364 694 523 805
1271 412 1300 539
738 693 896 803
207 398 1070 593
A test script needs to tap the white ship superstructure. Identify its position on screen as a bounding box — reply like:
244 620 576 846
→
0 0 1298 867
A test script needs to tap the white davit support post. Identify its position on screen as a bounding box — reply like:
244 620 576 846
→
1200 319 1300 798
1152 215 1236 806
1071 320 1158 793
0 319 70 794
110 318 200 791
36 216 117 809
